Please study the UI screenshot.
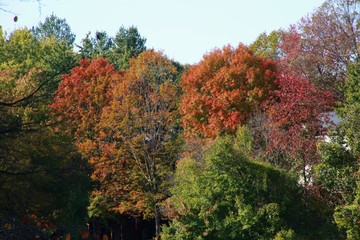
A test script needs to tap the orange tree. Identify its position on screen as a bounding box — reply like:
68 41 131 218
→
92 50 180 236
52 51 180 237
180 44 277 138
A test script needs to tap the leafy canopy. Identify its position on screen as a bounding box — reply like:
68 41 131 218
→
181 44 277 138
162 127 334 239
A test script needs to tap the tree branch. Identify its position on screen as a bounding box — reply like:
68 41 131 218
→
0 67 72 107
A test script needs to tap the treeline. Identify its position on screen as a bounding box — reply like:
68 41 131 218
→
0 0 360 239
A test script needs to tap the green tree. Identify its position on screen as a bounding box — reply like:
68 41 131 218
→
338 62 360 156
162 127 336 239
327 61 360 240
249 30 282 59
78 31 113 59
108 26 147 69
78 26 147 69
315 141 358 206
31 14 76 46
0 28 89 239
334 189 360 240
313 139 359 239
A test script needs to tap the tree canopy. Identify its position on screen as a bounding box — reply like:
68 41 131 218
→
181 44 277 138
1 1 360 238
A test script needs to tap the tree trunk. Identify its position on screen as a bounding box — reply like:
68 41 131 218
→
154 204 161 238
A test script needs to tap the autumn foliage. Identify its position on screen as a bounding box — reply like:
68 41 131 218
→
86 50 179 236
180 44 277 138
265 71 335 169
51 57 120 140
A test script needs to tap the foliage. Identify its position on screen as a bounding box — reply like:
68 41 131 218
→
265 70 335 173
334 189 360 240
0 27 88 239
273 229 297 240
329 61 360 240
51 57 119 142
315 142 358 206
1 3 360 238
53 50 180 237
78 31 113 59
282 0 360 100
162 127 336 239
249 30 283 59
108 26 147 69
181 44 277 138
31 13 76 46
92 50 180 236
78 26 146 69
338 62 360 157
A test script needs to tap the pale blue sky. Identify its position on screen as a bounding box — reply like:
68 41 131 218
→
1 0 325 64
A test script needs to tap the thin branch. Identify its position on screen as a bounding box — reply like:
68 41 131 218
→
0 6 17 15
0 67 72 107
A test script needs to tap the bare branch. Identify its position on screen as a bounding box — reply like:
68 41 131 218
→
0 0 42 15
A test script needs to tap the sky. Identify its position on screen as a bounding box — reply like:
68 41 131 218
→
0 0 325 64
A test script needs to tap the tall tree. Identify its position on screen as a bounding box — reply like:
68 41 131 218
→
338 61 360 157
78 26 147 69
92 50 180 237
51 57 120 237
264 70 334 180
0 27 88 239
108 26 147 69
52 50 180 237
284 0 360 99
181 44 277 138
31 14 76 46
328 62 360 239
78 31 113 59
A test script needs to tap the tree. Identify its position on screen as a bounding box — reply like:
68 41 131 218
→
180 44 277 138
161 127 337 239
78 31 113 59
108 26 147 69
91 50 180 237
0 27 76 149
315 141 358 206
329 61 360 240
51 57 119 142
264 70 335 181
31 14 76 46
338 61 360 157
283 0 360 100
334 186 360 240
52 50 180 237
78 26 147 69
249 30 283 60
0 27 89 239
51 57 121 238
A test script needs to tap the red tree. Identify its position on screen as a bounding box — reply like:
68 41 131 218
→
51 57 120 142
181 44 277 138
265 70 334 182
